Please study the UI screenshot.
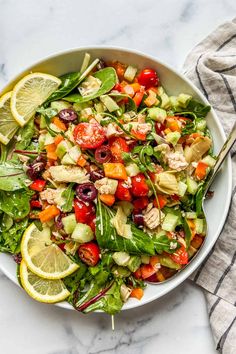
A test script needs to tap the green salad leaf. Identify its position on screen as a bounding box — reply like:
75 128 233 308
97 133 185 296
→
61 183 75 212
154 234 180 254
96 200 155 255
14 119 35 151
64 67 117 103
0 189 32 219
0 162 27 191
0 217 28 253
185 99 211 118
45 72 81 103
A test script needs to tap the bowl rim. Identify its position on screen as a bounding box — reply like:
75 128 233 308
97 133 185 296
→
0 45 232 311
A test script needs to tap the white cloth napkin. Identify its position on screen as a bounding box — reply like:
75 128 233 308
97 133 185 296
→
183 18 236 354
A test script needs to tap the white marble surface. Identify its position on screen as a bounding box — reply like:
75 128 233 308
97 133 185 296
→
0 0 235 353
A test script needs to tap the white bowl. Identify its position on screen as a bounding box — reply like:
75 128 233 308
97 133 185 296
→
0 47 232 311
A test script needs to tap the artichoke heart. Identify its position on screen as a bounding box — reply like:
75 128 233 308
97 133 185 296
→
111 206 132 239
155 171 179 195
185 136 212 162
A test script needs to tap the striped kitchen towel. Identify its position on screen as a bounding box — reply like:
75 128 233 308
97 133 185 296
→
183 18 236 354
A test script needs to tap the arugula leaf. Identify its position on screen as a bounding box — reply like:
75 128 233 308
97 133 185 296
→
14 119 35 151
96 201 155 255
64 261 88 295
0 189 32 219
0 163 27 191
45 72 81 103
153 234 180 254
186 99 211 118
36 107 58 136
61 183 75 212
0 217 28 253
64 67 117 103
195 185 204 217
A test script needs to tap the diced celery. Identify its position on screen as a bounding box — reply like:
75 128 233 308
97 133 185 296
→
186 212 197 219
201 155 216 167
194 218 204 234
61 153 76 165
127 256 141 272
44 133 54 145
196 120 207 131
159 255 181 270
68 145 81 162
141 255 150 264
166 131 181 146
56 140 71 159
51 100 71 111
177 93 192 108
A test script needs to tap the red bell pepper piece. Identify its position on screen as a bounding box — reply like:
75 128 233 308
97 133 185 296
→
131 173 149 197
30 179 46 192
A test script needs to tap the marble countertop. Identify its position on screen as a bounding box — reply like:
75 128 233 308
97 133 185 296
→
0 1 235 353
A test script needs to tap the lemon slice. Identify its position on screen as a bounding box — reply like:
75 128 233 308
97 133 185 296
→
20 260 70 303
0 91 19 145
11 72 61 126
21 223 79 279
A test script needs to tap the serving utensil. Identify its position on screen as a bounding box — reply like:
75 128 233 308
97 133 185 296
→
147 121 236 284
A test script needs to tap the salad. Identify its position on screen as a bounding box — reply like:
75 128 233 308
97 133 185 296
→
0 53 215 315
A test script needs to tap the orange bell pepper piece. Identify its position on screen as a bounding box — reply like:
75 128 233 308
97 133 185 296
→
166 118 181 132
191 234 204 249
150 255 160 267
45 143 56 153
99 194 115 206
77 155 87 167
39 205 60 223
52 117 67 131
54 134 64 146
195 161 208 180
144 89 157 107
153 194 168 209
130 288 144 300
104 163 127 180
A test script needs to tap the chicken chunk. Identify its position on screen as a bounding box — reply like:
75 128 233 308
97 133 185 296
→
167 151 188 171
48 165 89 184
143 203 165 230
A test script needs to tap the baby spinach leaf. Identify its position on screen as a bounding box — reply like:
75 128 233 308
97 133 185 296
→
0 189 32 219
0 217 28 254
0 163 27 191
64 67 117 103
61 183 75 212
45 72 81 103
96 201 155 255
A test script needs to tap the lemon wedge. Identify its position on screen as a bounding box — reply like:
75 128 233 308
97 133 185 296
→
0 91 19 144
11 72 61 126
21 223 79 279
20 260 70 303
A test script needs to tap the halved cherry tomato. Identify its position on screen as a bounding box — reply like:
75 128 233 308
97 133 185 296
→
169 245 188 265
131 173 149 197
74 198 95 223
78 242 100 266
115 180 132 201
133 197 149 210
29 179 46 192
140 264 157 279
73 123 106 149
109 137 129 162
137 68 159 89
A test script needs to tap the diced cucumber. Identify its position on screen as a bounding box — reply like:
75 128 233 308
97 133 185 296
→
68 145 81 162
177 93 192 108
159 255 181 270
112 266 131 278
73 101 92 112
44 133 55 145
188 245 197 258
169 96 178 108
51 100 71 111
194 218 204 234
124 65 137 82
141 255 150 264
166 131 181 146
40 116 47 129
196 119 207 131
127 256 141 272
94 102 104 113
186 212 197 219
148 107 167 123
62 214 77 234
56 140 71 159
178 181 187 197
160 92 170 109
112 252 130 266
71 223 94 243
100 95 119 112
49 123 62 133
162 213 179 232
201 155 216 167
61 153 76 165
125 163 140 177
38 134 46 150
187 176 198 195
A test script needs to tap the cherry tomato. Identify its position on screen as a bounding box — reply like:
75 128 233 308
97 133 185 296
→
88 218 96 233
29 179 46 192
109 137 129 162
169 245 188 265
74 198 95 223
73 123 106 149
137 68 159 89
131 173 149 197
78 242 100 266
133 197 149 210
140 264 157 279
115 180 132 201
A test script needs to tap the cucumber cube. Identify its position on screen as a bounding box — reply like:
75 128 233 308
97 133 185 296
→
71 223 94 243
62 214 76 234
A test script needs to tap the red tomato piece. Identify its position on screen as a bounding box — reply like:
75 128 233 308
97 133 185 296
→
171 194 180 201
155 122 166 135
73 123 106 149
131 173 149 197
78 242 100 266
115 180 132 201
30 200 42 209
29 179 46 192
131 129 146 141
109 137 129 162
137 68 159 89
74 198 95 224
133 197 149 210
113 83 122 92
133 91 144 107
140 264 157 279
133 268 142 279
169 245 188 265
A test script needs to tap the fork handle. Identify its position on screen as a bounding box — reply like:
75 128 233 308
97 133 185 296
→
206 121 236 191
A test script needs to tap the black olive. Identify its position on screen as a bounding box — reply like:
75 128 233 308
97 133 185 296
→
76 183 98 202
59 109 78 122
